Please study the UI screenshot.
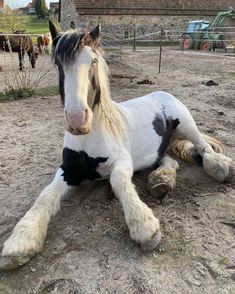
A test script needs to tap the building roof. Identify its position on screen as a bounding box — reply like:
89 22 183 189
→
74 0 235 15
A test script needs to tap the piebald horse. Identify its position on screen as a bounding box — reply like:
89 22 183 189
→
0 21 234 270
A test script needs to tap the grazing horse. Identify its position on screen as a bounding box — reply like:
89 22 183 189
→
0 34 39 71
0 21 234 270
37 34 52 54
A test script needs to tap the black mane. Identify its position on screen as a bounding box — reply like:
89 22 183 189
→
53 31 84 67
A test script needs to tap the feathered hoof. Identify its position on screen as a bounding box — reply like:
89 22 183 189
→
0 255 31 271
148 168 176 198
203 153 235 183
140 229 161 252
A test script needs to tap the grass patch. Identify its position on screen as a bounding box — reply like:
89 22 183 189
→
3 87 34 99
0 14 49 34
26 15 49 34
34 85 59 96
0 85 59 102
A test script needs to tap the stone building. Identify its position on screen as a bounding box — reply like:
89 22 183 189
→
19 1 36 14
50 1 59 19
60 0 235 36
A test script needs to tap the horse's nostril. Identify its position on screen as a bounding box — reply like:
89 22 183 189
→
85 109 90 117
68 126 74 133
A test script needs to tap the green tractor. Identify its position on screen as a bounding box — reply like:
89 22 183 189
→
180 8 235 51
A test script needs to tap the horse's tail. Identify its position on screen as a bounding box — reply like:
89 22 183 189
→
169 133 224 165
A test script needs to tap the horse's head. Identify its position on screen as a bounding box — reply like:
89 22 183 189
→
28 46 39 68
49 20 102 135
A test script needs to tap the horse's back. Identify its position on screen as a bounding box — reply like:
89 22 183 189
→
0 35 33 52
118 91 187 129
116 91 190 171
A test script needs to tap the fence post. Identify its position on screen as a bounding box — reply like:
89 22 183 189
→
182 26 187 54
182 34 185 54
133 24 136 51
158 27 163 73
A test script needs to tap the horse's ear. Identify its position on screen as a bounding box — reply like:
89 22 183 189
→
90 25 101 42
49 20 59 40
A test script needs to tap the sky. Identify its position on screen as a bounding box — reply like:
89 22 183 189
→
5 1 52 9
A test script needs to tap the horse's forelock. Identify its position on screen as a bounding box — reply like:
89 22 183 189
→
53 31 84 67
53 31 101 67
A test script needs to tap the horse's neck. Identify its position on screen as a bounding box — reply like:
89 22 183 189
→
93 80 124 142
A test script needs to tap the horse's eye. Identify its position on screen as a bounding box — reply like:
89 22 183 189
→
92 58 98 65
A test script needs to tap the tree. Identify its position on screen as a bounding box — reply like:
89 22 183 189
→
0 8 28 33
35 0 48 18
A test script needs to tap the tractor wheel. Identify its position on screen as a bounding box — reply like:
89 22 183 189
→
180 35 193 50
200 40 212 51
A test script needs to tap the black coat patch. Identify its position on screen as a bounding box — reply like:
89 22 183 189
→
153 113 180 165
153 114 165 136
61 148 108 186
58 62 65 104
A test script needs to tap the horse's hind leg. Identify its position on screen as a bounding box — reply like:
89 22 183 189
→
173 109 234 183
148 155 179 198
18 51 24 71
0 168 69 270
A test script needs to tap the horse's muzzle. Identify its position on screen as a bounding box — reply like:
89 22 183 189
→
65 110 91 135
67 125 91 135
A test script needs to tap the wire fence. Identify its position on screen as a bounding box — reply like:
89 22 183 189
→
101 27 235 48
0 32 57 99
99 26 235 73
0 26 234 81
0 27 234 50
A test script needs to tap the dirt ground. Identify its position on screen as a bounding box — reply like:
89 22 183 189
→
0 49 235 294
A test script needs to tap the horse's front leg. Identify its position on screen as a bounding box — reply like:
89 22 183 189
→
110 159 161 251
0 168 69 270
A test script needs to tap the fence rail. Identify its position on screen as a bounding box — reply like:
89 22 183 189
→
0 33 46 36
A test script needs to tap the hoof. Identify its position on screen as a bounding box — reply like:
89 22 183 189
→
148 182 171 198
203 153 234 183
148 168 176 198
140 229 161 252
0 255 30 271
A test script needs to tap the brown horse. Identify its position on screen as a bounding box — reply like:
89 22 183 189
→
37 34 51 54
0 34 39 71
